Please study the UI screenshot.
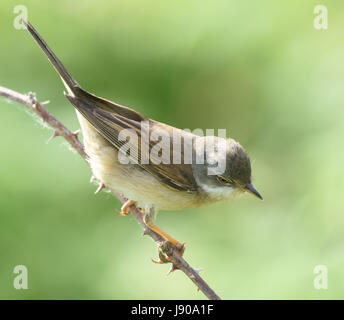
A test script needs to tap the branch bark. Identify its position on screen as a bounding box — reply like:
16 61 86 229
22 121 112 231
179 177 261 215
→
0 85 221 300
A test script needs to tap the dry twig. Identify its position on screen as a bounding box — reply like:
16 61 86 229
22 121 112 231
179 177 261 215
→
0 85 221 300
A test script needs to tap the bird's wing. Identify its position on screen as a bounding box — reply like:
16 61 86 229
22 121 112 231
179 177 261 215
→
76 88 148 122
24 20 198 192
66 94 198 192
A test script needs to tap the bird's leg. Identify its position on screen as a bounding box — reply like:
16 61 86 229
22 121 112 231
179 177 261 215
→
119 200 136 216
143 207 185 256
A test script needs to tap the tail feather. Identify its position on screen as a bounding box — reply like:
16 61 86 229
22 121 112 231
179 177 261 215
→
24 20 149 122
23 20 79 95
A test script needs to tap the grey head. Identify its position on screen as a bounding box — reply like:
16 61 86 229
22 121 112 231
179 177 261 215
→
192 136 262 200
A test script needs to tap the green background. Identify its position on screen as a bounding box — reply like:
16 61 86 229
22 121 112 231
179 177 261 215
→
0 0 343 299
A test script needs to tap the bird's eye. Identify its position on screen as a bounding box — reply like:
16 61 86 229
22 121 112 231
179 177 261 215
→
217 176 230 184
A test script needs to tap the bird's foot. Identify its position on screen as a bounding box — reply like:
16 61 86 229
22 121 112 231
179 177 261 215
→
118 199 136 216
145 223 185 255
143 217 186 259
152 240 185 267
142 207 185 264
168 240 185 255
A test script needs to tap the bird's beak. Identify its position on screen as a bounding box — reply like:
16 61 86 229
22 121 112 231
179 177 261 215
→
245 183 263 200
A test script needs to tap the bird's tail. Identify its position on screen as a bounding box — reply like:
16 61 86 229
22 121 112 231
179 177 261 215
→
23 20 80 95
23 20 149 122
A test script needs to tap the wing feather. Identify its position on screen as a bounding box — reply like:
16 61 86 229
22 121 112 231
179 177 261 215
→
66 94 198 192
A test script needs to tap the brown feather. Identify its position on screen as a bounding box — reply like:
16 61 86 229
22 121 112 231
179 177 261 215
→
65 94 198 192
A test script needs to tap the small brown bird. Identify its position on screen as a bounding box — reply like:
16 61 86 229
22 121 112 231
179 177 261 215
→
24 21 262 252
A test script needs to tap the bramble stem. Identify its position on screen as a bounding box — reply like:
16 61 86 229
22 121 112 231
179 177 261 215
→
0 85 221 300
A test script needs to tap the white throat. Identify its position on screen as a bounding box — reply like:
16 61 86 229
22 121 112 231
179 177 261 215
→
200 183 242 201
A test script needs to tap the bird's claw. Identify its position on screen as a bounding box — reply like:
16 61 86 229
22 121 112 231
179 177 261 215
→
152 240 186 265
174 241 186 255
118 199 136 216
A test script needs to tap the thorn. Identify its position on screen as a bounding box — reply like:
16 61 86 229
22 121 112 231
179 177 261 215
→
167 263 180 275
28 92 38 107
28 91 37 101
41 100 50 105
47 130 60 143
194 268 203 275
142 228 150 236
94 183 106 194
190 268 203 280
72 129 81 138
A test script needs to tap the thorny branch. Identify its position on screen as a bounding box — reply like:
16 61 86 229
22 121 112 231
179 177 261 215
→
0 85 221 300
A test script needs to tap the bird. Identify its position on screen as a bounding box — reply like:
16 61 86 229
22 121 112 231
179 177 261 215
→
24 20 262 254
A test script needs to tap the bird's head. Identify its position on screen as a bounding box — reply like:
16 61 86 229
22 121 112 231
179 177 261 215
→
192 136 263 200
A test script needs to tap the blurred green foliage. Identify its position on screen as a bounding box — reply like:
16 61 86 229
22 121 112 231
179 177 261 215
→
0 0 344 299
